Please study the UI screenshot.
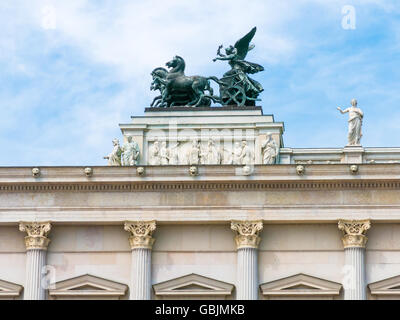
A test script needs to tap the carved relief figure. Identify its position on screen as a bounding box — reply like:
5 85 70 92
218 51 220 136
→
148 140 161 165
122 136 140 166
104 139 122 166
168 142 180 165
337 99 364 146
203 138 221 164
222 141 244 165
187 139 201 165
160 141 169 165
261 133 279 164
221 145 233 164
233 142 243 165
240 141 253 165
219 146 227 164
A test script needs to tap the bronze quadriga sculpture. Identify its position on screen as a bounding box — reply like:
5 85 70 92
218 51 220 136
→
150 27 264 108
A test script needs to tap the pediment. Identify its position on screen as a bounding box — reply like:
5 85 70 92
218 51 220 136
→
153 274 234 297
0 279 23 298
49 274 128 298
369 275 400 296
260 274 342 297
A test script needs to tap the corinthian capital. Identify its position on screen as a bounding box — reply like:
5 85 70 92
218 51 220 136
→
231 220 263 249
124 221 156 250
338 219 371 248
19 221 52 250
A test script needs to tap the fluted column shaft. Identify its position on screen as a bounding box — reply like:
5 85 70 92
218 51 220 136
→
19 221 52 300
131 248 152 300
338 219 371 300
344 247 366 300
231 220 263 300
25 249 47 300
237 247 258 299
124 221 156 300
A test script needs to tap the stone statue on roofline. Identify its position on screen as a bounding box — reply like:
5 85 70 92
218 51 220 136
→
337 98 364 146
104 138 122 166
262 133 279 164
121 136 140 166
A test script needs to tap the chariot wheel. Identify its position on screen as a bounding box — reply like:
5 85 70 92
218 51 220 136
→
222 85 246 106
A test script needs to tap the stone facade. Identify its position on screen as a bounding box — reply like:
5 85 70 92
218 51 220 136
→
1 107 400 300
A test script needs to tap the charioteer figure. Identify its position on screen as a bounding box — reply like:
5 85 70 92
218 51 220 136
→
212 27 264 106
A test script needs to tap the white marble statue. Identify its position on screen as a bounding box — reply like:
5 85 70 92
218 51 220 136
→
240 141 253 165
104 138 122 166
121 136 140 166
337 99 364 146
261 133 279 164
148 140 161 165
187 139 201 165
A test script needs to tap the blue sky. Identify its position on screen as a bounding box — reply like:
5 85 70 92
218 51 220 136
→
0 0 399 166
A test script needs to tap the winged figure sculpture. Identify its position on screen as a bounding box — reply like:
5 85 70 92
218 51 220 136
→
212 27 264 106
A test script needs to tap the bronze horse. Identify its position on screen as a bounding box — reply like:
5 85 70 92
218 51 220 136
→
150 67 169 108
151 56 218 107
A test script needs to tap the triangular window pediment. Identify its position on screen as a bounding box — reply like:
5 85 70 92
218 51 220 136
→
0 279 23 298
49 274 128 299
369 275 400 296
153 274 234 297
260 274 341 298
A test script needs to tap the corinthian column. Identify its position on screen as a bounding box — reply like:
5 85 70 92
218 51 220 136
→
19 221 52 300
231 220 263 300
124 221 156 300
338 219 371 300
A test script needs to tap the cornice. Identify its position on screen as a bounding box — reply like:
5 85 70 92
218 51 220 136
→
1 179 400 193
0 164 399 193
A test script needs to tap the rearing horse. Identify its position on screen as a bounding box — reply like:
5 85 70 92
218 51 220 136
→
150 67 169 107
163 56 216 107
